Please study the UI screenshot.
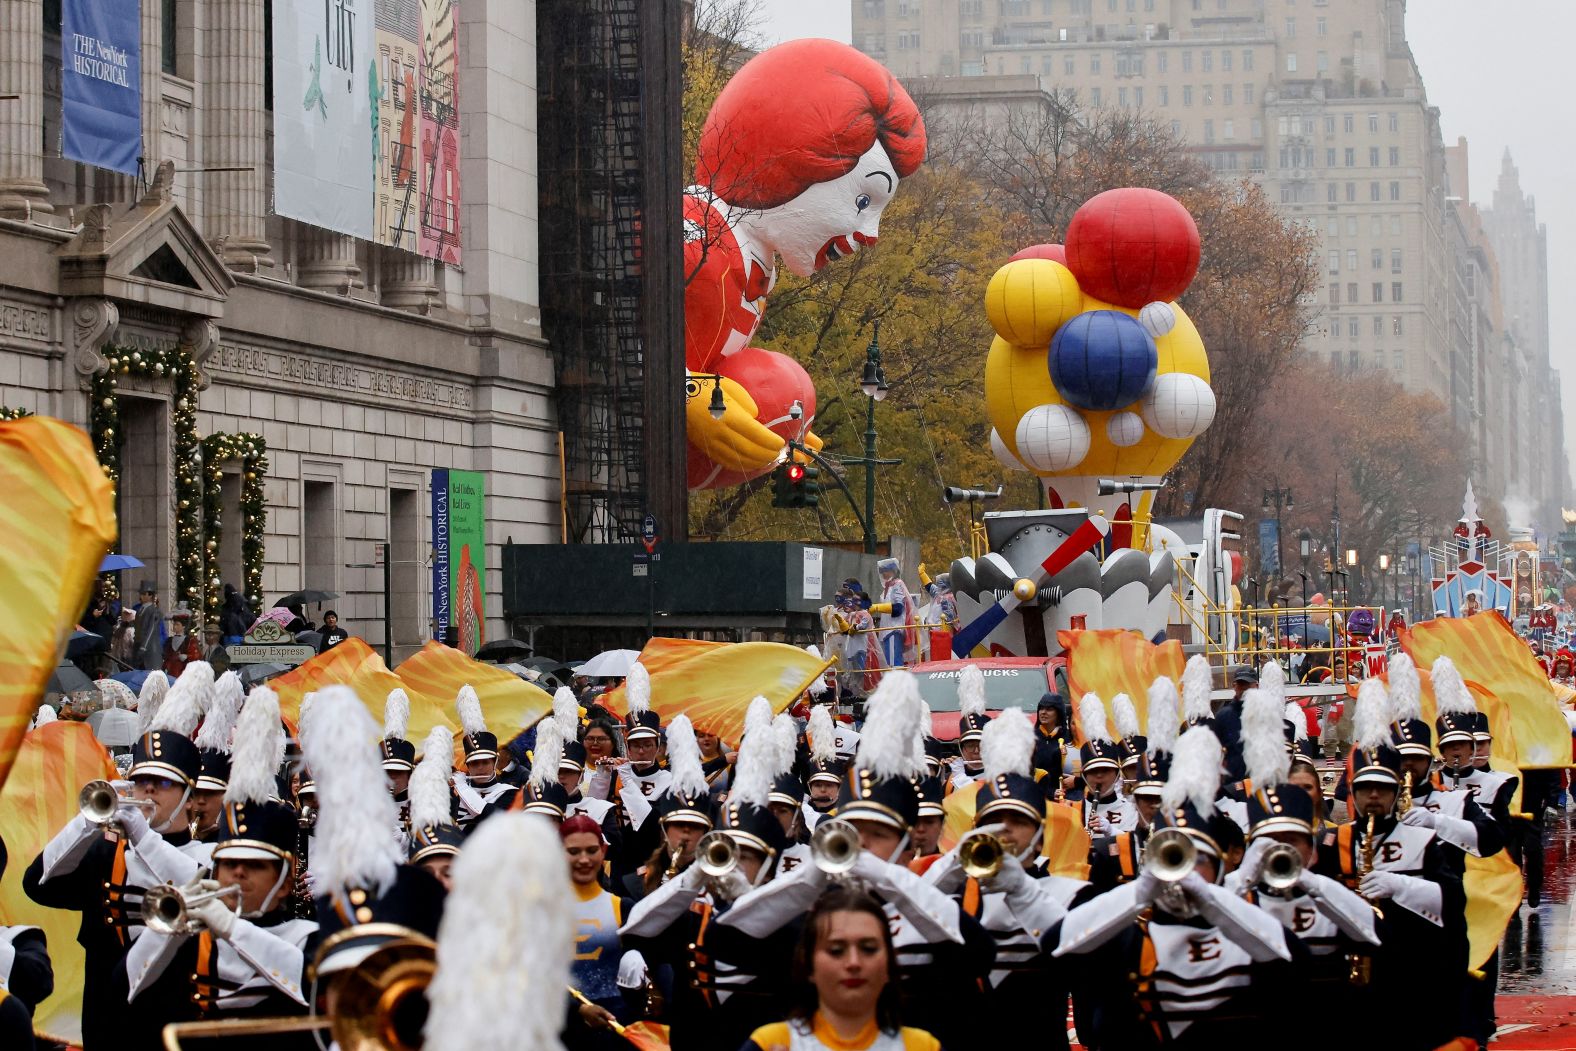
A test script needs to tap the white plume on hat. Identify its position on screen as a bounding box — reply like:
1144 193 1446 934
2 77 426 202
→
854 670 925 781
226 686 283 807
1431 655 1477 715
958 664 987 719
913 700 933 763
1182 654 1214 724
1354 677 1394 752
1242 687 1289 788
1110 693 1140 741
982 707 1034 782
195 672 244 753
32 704 57 728
743 695 774 742
552 687 579 740
425 812 573 1051
1161 726 1223 816
410 726 456 831
135 671 169 732
150 662 214 737
772 713 798 777
806 645 828 697
1285 703 1309 746
384 688 411 742
1078 693 1112 744
807 704 836 764
1388 652 1422 722
456 684 487 738
296 691 318 742
625 662 651 716
1146 677 1182 756
729 718 775 809
528 717 563 791
665 714 709 800
1259 660 1287 707
305 686 403 905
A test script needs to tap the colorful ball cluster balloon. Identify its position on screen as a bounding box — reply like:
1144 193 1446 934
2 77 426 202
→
983 188 1215 510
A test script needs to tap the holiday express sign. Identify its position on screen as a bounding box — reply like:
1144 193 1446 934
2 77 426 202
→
432 470 486 654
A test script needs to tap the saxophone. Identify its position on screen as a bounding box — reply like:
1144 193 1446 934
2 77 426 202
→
1398 771 1413 815
1348 814 1378 986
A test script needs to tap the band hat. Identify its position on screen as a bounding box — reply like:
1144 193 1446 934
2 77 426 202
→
408 726 460 864
916 775 944 819
1431 655 1479 746
957 664 990 743
1245 782 1315 839
1158 725 1224 858
836 671 927 830
624 661 660 740
216 685 294 863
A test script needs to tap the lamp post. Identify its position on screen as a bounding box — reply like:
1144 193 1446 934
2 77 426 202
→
858 322 890 555
1344 548 1359 605
1262 483 1293 585
1378 553 1391 610
1298 528 1313 608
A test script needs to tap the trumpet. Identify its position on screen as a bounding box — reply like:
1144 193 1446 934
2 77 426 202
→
141 882 242 935
1259 842 1304 892
696 831 740 878
79 779 156 827
810 818 861 875
1142 827 1197 883
958 832 1006 880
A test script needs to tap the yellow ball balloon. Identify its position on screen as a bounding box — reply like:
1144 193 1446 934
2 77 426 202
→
985 259 1083 348
1013 578 1038 602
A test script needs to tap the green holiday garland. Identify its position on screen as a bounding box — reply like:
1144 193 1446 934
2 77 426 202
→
202 432 268 619
0 407 34 420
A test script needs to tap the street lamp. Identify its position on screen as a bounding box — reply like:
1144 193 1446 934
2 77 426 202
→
1262 484 1293 584
1344 548 1359 605
687 374 729 420
1297 528 1313 609
859 322 890 553
1379 553 1392 611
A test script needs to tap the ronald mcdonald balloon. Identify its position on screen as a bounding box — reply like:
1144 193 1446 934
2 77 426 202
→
683 39 927 490
983 187 1215 529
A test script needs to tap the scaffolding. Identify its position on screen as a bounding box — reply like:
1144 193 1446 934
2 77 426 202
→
537 0 651 543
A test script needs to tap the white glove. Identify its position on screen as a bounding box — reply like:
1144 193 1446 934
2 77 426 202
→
1088 813 1112 837
1132 868 1163 906
1236 838 1272 887
1295 868 1322 895
926 854 968 895
190 893 237 940
1178 870 1213 903
677 863 707 891
117 801 153 845
986 852 1030 895
710 869 753 902
1359 870 1402 901
1400 808 1436 829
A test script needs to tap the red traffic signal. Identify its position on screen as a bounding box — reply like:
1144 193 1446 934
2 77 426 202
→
786 463 806 483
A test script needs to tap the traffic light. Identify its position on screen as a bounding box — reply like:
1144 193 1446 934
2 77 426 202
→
797 464 821 508
770 462 821 509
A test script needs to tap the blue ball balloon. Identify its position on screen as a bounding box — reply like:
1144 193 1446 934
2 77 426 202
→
1048 310 1158 412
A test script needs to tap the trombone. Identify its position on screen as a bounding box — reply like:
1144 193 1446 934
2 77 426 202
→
141 882 243 935
810 818 861 875
80 779 156 827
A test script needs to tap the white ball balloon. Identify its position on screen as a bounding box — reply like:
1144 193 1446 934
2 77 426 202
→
1014 403 1091 473
1106 411 1146 447
990 428 1029 472
1139 301 1177 339
1141 372 1217 440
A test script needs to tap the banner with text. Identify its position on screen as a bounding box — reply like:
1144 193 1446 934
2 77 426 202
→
61 0 141 175
431 470 485 653
272 0 461 260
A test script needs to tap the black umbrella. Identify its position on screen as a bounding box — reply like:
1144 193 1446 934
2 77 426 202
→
48 662 95 694
275 590 339 607
476 639 532 663
66 630 109 659
240 662 292 687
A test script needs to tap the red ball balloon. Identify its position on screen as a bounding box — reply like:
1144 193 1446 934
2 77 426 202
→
1009 243 1067 265
1064 188 1200 309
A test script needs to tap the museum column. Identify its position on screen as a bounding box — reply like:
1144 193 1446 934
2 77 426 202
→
0 0 53 217
203 0 273 270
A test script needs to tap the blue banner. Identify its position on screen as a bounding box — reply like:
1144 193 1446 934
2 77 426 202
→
1258 518 1281 576
431 469 451 645
61 0 142 175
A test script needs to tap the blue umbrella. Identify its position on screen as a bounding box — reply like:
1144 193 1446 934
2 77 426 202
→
99 553 145 572
110 669 171 693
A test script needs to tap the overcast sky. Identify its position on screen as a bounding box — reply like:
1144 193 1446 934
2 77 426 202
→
757 2 1573 489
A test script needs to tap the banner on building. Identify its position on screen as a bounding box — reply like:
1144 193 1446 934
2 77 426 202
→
60 0 142 176
431 469 485 653
272 0 461 261
1258 518 1280 577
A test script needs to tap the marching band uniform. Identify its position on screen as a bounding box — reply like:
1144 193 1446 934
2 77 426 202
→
0 838 52 1022
945 672 990 794
1076 738 1136 836
1393 717 1503 859
454 688 515 826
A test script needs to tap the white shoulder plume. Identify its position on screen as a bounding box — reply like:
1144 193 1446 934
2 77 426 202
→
1182 654 1214 723
958 664 987 719
552 687 579 740
424 813 574 1051
384 688 411 741
982 708 1034 782
855 670 925 780
528 717 563 791
135 671 169 734
305 686 402 904
1354 677 1393 752
665 715 709 800
807 704 836 764
410 726 456 831
226 686 283 806
1388 653 1422 722
1161 726 1222 816
1146 677 1181 756
1110 693 1140 740
456 684 487 737
1078 693 1112 744
1431 655 1477 715
1241 687 1289 788
625 662 651 716
195 672 244 753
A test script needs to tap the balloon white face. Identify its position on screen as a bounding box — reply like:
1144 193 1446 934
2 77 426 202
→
751 142 899 278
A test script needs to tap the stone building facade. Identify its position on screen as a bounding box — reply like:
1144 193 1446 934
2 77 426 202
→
0 0 556 662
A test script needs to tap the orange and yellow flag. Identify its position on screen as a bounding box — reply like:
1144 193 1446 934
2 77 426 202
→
0 417 116 790
621 1021 671 1051
396 640 553 743
1464 851 1523 972
0 721 117 1043
269 636 379 728
1402 612 1571 769
600 641 832 743
1057 629 1187 741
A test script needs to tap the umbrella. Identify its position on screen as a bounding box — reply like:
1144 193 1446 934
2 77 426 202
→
476 639 532 663
275 590 339 607
240 662 292 687
250 607 297 632
295 631 324 649
98 553 145 572
576 648 642 679
66 630 109 659
110 669 166 694
47 662 94 695
88 705 139 748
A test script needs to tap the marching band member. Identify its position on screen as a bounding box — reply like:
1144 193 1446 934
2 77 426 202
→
945 665 989 792
189 671 244 843
1052 725 1292 1049
1090 676 1179 889
607 664 673 871
121 685 316 1045
621 715 712 900
381 688 417 832
452 684 513 826
408 726 465 891
1032 692 1072 792
1075 694 1135 835
904 777 945 872
24 663 215 1050
802 704 845 830
1109 692 1147 794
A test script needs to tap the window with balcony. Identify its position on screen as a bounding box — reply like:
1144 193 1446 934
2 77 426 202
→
1328 250 1341 275
1391 249 1402 273
1392 282 1403 302
1393 316 1404 335
1343 114 1354 133
1346 249 1358 270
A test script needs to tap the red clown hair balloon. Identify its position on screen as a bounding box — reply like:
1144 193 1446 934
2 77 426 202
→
1064 188 1201 309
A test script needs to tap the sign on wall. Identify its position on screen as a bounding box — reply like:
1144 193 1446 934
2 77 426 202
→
272 0 462 261
61 0 142 176
431 469 485 653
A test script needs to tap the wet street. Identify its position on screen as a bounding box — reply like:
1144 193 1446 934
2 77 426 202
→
1501 811 1576 997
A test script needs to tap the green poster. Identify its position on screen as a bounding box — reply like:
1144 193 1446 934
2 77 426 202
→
447 470 486 653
